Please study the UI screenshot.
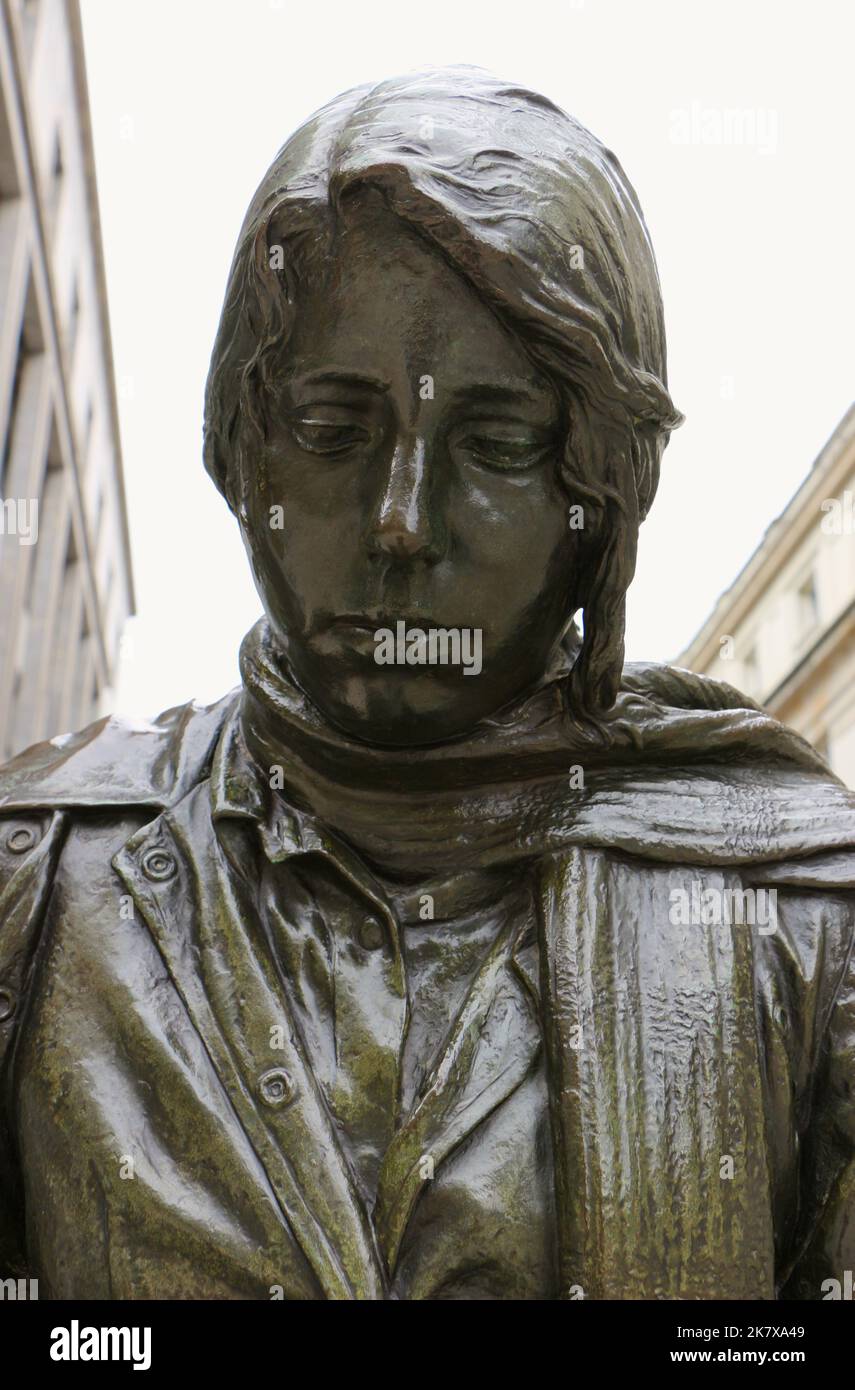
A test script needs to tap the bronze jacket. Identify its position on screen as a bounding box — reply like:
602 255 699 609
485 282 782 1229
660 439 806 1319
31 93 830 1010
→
1 671 854 1300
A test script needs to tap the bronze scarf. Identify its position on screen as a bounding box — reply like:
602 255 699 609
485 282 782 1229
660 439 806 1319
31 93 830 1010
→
238 617 855 880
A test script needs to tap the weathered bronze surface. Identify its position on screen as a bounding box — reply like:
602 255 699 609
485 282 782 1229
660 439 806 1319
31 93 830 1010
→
1 67 854 1300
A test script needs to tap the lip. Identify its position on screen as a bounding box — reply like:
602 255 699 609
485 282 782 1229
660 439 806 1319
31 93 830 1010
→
332 613 449 632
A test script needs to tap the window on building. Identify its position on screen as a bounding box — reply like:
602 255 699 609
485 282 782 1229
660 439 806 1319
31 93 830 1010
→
742 645 758 696
18 1 41 68
45 130 63 232
796 571 819 641
67 276 80 357
0 78 21 199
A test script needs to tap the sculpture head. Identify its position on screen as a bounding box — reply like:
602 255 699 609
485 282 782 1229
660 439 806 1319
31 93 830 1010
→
204 67 682 746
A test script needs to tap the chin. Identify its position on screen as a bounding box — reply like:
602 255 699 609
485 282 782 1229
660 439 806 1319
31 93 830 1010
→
322 673 488 748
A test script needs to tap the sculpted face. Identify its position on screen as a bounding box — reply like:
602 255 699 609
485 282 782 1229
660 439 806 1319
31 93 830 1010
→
239 189 583 746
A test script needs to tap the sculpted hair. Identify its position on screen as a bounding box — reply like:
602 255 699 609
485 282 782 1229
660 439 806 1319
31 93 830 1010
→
204 66 683 723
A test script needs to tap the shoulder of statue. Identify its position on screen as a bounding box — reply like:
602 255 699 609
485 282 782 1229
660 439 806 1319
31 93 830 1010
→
617 662 847 799
0 687 241 819
620 660 763 714
0 689 241 1025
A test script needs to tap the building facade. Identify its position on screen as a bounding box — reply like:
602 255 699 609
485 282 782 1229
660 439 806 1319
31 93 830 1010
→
0 0 133 761
677 405 855 786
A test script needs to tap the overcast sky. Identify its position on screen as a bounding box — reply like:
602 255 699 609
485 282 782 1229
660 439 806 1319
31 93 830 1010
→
78 0 855 719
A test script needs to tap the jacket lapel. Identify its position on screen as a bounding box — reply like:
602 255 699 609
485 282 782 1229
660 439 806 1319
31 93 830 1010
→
112 784 387 1300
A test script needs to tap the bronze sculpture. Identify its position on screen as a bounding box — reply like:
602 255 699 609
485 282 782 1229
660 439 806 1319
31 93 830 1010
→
1 66 854 1300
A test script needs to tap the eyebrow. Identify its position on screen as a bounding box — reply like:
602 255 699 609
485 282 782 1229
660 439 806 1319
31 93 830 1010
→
288 371 555 413
290 369 390 395
449 382 552 409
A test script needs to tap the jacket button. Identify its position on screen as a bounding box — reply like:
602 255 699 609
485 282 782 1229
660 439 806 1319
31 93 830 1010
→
0 988 15 1022
358 917 384 951
6 825 39 854
141 848 176 882
258 1067 296 1108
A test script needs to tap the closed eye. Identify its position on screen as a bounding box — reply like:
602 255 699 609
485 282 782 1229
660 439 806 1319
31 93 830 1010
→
288 412 374 457
452 430 553 472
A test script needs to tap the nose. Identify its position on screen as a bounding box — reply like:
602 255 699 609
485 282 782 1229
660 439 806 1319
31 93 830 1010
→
367 434 440 563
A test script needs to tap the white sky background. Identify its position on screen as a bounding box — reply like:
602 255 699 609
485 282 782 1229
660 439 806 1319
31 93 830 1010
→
78 0 855 720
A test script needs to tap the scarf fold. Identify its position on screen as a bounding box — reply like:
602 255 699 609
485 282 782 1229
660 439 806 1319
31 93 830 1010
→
238 618 855 879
